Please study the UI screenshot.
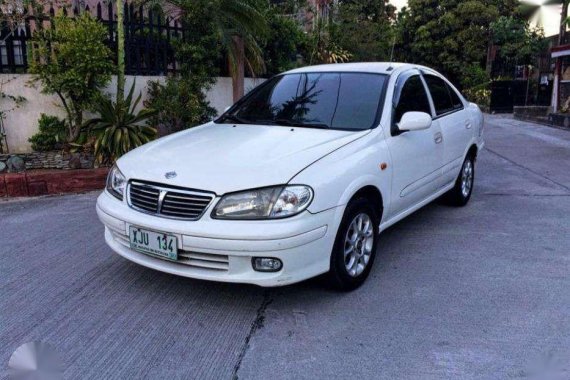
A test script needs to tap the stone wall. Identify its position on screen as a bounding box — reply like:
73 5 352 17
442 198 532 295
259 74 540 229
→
0 151 95 171
513 106 552 125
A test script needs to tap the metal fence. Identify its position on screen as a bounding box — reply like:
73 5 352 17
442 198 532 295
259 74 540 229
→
0 2 186 75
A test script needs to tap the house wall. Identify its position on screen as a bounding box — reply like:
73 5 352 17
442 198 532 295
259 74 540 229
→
0 74 264 153
41 0 179 17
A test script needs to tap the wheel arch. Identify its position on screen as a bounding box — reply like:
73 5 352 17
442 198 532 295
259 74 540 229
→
347 185 384 221
467 144 478 160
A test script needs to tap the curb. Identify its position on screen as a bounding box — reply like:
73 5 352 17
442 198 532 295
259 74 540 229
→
0 168 108 198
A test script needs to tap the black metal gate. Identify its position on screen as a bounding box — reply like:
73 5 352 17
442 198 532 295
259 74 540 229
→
490 80 513 113
0 2 188 75
490 80 546 113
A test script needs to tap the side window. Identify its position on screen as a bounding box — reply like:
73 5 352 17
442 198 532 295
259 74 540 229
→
394 75 432 124
448 85 464 110
424 75 454 116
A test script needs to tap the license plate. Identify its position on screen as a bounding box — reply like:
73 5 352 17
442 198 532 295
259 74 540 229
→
129 226 178 260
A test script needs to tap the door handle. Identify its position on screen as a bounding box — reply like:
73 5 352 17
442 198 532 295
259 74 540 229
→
434 132 443 144
465 122 472 129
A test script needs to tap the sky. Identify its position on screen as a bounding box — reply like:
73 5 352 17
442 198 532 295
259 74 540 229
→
391 0 408 10
391 0 559 37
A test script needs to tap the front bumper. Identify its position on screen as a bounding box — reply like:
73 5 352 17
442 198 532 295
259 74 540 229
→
96 192 343 286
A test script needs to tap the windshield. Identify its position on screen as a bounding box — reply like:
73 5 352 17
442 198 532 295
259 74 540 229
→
217 72 387 131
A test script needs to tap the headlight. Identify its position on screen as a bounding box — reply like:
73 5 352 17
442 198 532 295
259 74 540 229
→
106 165 126 200
212 185 313 220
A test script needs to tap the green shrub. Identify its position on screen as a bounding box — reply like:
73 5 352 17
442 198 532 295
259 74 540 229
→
143 0 219 135
87 82 157 164
28 114 67 151
262 9 308 76
461 64 490 90
28 12 114 143
463 83 491 108
145 78 216 135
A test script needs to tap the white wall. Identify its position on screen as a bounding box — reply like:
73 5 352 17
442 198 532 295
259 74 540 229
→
0 74 264 153
206 77 264 116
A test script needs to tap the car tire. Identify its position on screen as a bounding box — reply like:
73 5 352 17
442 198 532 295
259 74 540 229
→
326 197 380 291
445 153 475 207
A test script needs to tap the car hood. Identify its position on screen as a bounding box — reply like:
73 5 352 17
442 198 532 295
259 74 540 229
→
117 122 368 195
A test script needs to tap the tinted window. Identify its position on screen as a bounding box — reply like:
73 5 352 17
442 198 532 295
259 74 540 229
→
332 73 386 129
299 73 341 126
232 74 302 121
448 85 464 110
222 72 387 130
394 75 431 123
424 75 454 116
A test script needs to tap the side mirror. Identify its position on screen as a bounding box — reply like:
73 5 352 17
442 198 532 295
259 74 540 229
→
397 112 432 132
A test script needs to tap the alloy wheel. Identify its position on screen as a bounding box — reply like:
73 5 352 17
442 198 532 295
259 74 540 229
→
461 159 474 198
344 213 374 277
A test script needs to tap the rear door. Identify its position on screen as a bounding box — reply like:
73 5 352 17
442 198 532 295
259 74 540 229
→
422 73 472 186
385 70 444 217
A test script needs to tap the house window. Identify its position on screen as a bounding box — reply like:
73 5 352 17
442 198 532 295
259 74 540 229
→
0 41 8 66
0 40 24 68
13 40 23 66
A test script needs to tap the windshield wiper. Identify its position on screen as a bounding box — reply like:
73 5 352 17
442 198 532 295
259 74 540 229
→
272 119 330 129
218 114 251 124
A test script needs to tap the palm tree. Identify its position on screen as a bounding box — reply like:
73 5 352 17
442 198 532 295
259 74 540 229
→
163 0 269 102
219 0 268 101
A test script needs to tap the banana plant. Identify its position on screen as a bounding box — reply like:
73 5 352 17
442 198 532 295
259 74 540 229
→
87 82 157 164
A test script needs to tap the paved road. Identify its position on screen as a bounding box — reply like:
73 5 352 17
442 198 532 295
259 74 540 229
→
1 115 569 379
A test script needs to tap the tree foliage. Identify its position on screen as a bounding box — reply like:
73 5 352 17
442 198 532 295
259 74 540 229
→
262 7 307 76
395 0 521 86
306 16 352 64
28 13 114 142
165 0 269 82
490 16 546 66
144 0 220 134
332 0 396 62
461 63 490 89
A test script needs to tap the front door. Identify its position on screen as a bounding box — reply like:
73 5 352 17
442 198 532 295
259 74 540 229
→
385 71 444 217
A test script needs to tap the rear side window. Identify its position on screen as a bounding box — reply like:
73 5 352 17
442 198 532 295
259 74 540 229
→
393 75 432 123
424 75 455 116
448 86 464 110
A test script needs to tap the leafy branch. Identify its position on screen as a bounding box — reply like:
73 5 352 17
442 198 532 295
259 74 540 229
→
0 76 26 118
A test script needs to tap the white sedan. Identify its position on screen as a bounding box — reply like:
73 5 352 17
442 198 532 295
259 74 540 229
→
97 62 484 290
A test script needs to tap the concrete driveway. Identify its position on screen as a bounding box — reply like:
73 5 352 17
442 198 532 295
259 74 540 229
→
1 114 569 379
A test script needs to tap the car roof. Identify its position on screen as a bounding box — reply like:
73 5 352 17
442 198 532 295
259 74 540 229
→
284 62 424 75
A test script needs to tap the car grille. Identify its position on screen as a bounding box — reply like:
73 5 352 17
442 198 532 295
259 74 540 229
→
178 251 230 271
128 181 214 220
